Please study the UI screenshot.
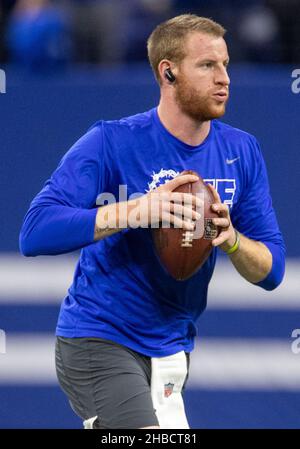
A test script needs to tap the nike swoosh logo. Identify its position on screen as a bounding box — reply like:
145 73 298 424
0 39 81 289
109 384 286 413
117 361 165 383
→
226 157 240 165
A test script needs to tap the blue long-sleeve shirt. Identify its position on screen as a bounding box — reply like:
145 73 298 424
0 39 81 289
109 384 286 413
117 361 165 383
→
19 108 285 357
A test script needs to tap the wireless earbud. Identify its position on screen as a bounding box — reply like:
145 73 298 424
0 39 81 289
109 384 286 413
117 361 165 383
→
164 68 176 83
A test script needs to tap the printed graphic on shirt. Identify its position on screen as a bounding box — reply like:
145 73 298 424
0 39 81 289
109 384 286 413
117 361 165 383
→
146 168 180 192
146 169 236 208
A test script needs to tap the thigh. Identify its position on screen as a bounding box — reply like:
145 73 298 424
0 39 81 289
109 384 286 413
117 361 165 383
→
55 336 159 429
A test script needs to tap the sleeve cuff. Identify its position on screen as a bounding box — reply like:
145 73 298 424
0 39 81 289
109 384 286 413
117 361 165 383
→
254 241 285 291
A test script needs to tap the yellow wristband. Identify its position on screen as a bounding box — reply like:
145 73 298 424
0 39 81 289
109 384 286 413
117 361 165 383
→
226 230 240 255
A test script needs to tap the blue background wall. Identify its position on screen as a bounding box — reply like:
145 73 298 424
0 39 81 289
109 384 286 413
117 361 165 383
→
0 64 299 429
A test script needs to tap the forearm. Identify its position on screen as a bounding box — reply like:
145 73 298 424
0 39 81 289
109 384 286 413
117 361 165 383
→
94 202 124 241
20 201 124 256
208 184 284 290
94 200 138 241
20 205 98 256
228 233 272 284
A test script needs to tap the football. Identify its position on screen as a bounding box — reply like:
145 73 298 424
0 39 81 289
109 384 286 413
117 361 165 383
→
152 170 220 281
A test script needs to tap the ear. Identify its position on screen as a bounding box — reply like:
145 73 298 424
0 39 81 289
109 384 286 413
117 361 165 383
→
158 60 176 85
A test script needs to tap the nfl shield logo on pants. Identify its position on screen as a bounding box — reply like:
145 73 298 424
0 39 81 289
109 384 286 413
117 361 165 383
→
164 382 174 398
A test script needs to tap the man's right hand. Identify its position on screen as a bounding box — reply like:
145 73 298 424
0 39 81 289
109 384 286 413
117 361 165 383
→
94 174 202 241
128 174 202 230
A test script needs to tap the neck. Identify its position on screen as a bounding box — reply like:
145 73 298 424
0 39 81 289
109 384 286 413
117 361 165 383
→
157 99 211 147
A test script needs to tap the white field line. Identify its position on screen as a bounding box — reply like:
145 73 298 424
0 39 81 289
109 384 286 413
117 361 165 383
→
0 254 298 309
0 335 300 390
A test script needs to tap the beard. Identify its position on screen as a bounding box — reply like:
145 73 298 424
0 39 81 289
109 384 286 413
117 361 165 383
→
174 73 229 122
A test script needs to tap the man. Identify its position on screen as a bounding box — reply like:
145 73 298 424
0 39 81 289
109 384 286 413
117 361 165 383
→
19 14 285 429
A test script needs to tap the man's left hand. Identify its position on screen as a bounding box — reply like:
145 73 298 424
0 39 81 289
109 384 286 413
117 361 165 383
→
207 183 236 252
